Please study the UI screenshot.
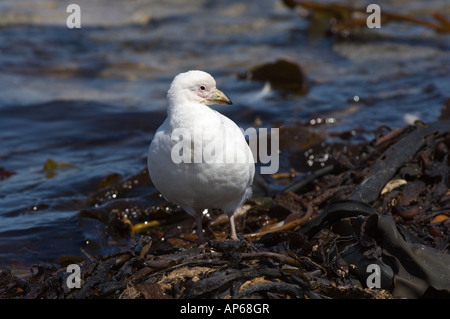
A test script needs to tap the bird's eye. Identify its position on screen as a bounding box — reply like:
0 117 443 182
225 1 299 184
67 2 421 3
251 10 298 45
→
200 85 206 91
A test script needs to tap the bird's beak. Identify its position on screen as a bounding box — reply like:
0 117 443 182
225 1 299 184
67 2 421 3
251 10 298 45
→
208 88 232 105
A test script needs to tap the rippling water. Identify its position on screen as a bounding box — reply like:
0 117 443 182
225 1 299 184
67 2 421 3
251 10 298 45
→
0 0 449 271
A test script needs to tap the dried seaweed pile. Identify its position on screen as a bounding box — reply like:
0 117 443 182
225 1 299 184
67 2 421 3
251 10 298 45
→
1 118 449 299
0 237 391 299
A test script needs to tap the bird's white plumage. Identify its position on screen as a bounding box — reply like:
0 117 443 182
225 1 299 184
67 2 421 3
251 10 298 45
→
148 70 255 242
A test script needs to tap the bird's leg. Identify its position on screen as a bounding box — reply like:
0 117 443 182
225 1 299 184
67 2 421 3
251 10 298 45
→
195 212 206 244
229 213 238 240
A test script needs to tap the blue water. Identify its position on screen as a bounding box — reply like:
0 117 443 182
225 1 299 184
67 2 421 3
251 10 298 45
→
0 0 449 271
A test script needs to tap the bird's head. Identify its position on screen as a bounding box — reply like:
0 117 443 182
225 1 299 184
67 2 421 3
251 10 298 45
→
167 70 232 106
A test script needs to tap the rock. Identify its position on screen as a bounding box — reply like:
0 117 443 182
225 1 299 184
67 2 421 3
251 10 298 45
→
241 59 308 95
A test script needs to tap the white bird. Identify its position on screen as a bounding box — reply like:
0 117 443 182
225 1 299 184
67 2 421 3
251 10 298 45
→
148 70 255 243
